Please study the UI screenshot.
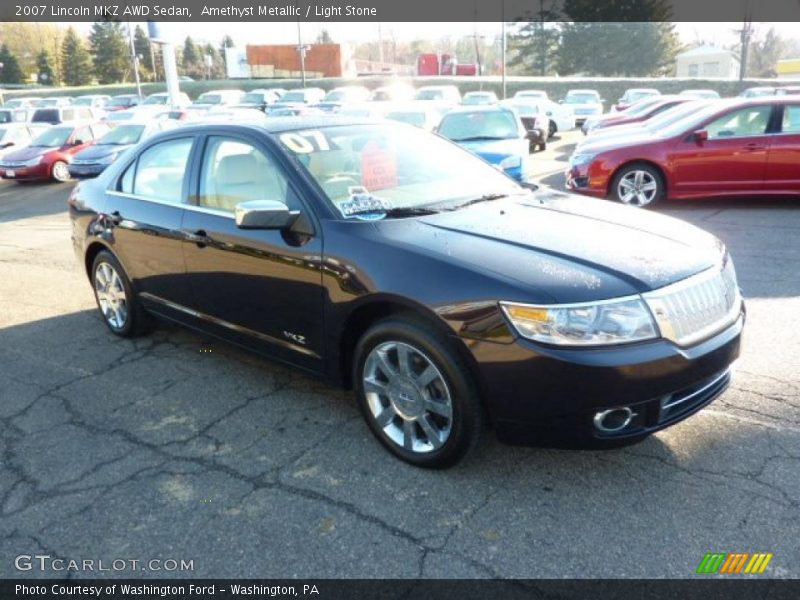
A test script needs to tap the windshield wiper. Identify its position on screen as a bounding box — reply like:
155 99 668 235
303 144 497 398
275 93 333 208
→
346 206 445 219
451 193 510 210
452 135 509 142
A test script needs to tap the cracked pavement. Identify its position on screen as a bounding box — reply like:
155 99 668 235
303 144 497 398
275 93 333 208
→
1 134 798 579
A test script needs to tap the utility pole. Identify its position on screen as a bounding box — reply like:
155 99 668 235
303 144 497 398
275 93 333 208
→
501 1 506 99
127 22 142 99
148 22 181 108
738 0 753 81
296 20 308 87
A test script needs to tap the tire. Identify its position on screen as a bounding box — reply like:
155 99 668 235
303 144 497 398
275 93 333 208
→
91 250 153 337
353 315 483 468
548 121 557 138
538 140 547 152
51 160 70 183
610 163 664 207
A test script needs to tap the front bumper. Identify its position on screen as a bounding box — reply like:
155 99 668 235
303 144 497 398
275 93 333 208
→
565 163 607 197
0 163 49 181
468 312 744 448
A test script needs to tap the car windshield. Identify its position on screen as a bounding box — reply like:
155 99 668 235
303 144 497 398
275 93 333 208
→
74 98 94 106
0 111 12 124
196 94 224 104
655 103 730 138
32 126 72 147
243 92 266 103
463 94 494 105
4 100 23 108
415 89 444 100
438 110 520 141
385 111 426 127
39 99 61 107
643 101 706 131
278 123 522 217
566 93 599 104
624 91 658 103
517 92 546 99
143 95 168 105
278 91 308 103
624 96 666 116
98 124 145 145
109 97 134 107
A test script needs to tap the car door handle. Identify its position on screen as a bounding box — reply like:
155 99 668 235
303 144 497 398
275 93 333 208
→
744 143 766 151
185 229 212 248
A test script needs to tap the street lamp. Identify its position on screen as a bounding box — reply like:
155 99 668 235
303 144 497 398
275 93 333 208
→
296 21 308 87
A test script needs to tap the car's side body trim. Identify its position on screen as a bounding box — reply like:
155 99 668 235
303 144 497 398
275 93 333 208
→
139 291 320 358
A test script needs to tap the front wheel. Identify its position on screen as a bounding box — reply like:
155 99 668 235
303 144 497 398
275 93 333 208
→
610 164 664 207
51 160 70 183
353 316 483 468
548 121 557 138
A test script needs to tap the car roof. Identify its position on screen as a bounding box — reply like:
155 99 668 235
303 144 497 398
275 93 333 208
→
164 116 382 136
443 104 515 115
566 89 600 94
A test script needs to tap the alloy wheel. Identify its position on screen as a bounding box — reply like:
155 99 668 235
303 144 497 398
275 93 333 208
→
52 161 70 182
617 170 659 206
94 262 128 329
362 341 453 454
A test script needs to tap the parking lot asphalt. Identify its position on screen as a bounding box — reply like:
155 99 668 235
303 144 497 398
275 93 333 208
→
1 130 799 579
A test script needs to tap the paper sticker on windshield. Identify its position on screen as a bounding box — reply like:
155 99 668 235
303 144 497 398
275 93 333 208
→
338 193 392 220
360 141 398 191
279 130 332 154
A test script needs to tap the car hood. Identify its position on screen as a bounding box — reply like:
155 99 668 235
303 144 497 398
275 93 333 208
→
576 130 662 154
74 144 132 160
3 145 50 161
374 190 723 303
457 138 528 163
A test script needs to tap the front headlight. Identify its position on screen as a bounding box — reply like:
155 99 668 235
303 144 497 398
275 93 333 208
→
569 152 596 167
499 155 522 170
501 297 658 346
22 156 42 167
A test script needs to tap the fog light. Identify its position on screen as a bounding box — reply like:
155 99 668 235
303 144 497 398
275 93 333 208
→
593 407 636 433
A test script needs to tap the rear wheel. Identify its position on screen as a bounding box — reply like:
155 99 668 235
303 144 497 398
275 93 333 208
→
51 161 70 183
353 315 482 468
548 120 557 138
91 250 152 337
611 163 664 207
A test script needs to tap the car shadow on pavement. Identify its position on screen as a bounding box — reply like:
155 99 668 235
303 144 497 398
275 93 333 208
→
0 180 75 223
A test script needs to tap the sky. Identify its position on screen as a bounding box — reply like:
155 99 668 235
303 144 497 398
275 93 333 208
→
72 21 800 48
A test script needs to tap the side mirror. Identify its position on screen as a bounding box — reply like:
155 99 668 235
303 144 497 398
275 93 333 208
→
235 200 299 230
0 141 14 149
72 139 85 146
693 129 708 142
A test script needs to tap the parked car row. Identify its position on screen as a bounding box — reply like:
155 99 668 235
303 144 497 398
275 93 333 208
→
567 95 800 206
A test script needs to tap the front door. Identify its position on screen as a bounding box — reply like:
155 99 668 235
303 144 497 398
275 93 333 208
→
764 103 800 192
181 134 325 370
669 105 773 195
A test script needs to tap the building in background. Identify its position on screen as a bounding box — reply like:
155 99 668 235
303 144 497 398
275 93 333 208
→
241 43 355 79
675 46 740 79
776 58 800 80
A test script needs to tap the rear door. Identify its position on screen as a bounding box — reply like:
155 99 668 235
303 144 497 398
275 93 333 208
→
669 104 774 195
764 103 800 191
105 135 197 307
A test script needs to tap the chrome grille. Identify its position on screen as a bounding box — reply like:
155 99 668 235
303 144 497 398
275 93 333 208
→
643 259 741 347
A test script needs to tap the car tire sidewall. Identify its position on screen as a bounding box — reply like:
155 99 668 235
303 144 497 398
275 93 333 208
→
52 161 70 183
91 250 143 337
611 163 664 207
353 316 482 469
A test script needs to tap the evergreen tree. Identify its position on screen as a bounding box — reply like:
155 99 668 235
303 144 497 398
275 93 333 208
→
0 45 24 84
35 50 56 86
555 0 681 76
182 36 200 77
133 25 153 80
61 28 93 86
89 21 129 84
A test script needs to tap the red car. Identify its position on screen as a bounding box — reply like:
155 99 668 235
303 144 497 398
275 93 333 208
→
567 97 800 206
582 96 691 135
0 121 109 182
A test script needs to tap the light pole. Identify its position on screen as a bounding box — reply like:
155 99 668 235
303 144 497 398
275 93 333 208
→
147 22 181 109
127 22 143 99
296 20 308 87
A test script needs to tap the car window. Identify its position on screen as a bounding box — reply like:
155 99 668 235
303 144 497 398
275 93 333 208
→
781 105 800 134
706 106 772 139
119 162 135 194
132 138 193 203
73 126 92 145
438 110 520 141
91 123 111 139
198 137 291 213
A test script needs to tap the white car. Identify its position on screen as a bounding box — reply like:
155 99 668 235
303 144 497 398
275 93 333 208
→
383 103 443 131
192 89 246 107
510 97 573 137
140 92 192 108
414 85 461 104
514 90 549 102
679 89 721 100
0 124 44 160
562 89 604 125
461 91 498 105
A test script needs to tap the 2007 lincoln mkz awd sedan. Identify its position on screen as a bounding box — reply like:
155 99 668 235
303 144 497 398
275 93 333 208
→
69 118 744 468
